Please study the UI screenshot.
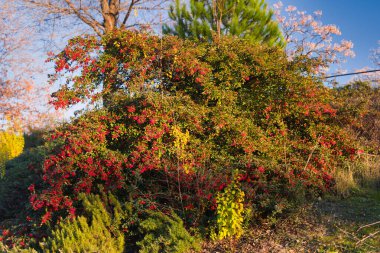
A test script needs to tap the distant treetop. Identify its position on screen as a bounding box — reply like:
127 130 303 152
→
163 0 284 47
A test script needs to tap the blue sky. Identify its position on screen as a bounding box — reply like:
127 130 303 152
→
268 0 380 84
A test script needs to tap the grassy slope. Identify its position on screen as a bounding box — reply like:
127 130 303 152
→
201 190 380 253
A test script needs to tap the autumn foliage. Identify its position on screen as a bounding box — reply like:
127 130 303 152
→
21 30 361 231
0 131 24 177
273 2 355 74
0 0 378 250
332 81 380 152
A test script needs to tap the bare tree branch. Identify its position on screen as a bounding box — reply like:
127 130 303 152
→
64 0 104 36
356 230 380 246
357 221 380 232
122 0 136 26
18 0 169 36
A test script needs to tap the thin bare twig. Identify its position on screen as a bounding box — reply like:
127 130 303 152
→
122 0 136 26
64 0 103 36
335 225 377 249
357 221 380 232
335 225 360 241
356 230 380 246
303 135 322 171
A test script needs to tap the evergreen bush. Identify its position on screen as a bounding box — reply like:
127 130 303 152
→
137 211 200 253
41 193 125 253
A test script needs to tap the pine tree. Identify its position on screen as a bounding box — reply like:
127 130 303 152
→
163 0 284 47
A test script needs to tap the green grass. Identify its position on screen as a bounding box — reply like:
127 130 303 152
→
200 189 380 252
314 190 380 252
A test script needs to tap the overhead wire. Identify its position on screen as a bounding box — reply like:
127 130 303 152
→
324 69 380 79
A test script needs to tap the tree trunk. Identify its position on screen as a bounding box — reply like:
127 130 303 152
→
101 0 120 33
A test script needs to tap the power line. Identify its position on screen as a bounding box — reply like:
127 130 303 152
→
324 69 380 79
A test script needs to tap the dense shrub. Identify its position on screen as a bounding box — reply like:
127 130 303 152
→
214 173 245 240
137 211 200 253
39 192 198 252
0 243 37 253
332 81 380 152
24 129 46 149
0 142 56 220
19 30 361 244
40 193 125 253
331 81 380 193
